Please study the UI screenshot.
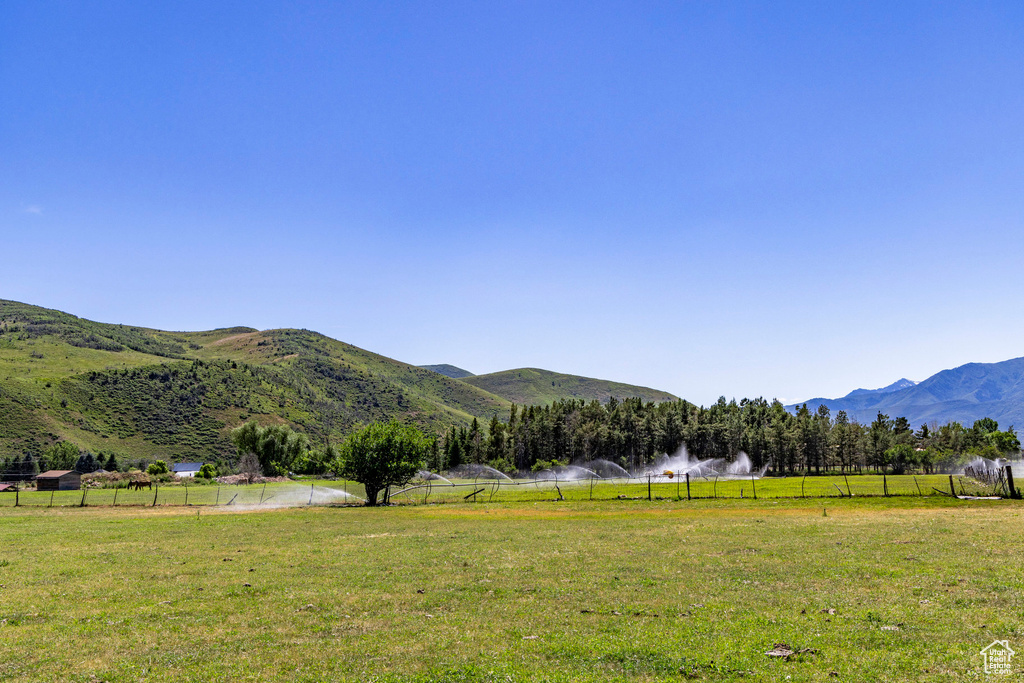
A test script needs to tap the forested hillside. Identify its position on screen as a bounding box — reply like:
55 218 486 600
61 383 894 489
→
0 300 509 466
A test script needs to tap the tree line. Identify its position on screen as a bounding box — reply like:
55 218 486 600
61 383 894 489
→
5 397 1019 485
436 397 1020 475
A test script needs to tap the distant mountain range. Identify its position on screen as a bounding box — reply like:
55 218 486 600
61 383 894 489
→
418 364 475 379
787 357 1024 429
0 299 678 463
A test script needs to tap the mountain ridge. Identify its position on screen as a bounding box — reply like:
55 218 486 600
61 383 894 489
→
462 367 679 406
420 364 475 379
787 358 1024 428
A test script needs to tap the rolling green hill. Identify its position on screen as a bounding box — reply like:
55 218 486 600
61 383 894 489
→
0 300 509 464
461 367 678 406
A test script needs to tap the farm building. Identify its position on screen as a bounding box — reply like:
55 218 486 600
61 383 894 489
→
172 462 204 478
36 470 82 491
0 483 14 492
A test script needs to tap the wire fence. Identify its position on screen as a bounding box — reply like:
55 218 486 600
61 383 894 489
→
0 472 1016 509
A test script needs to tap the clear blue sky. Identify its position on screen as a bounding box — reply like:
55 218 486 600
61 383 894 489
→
2 1 1023 405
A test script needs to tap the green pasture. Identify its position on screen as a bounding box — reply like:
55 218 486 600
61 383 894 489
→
0 495 1021 682
0 474 999 510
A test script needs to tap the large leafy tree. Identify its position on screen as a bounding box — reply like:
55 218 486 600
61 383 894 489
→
231 421 310 477
338 421 429 506
41 441 80 471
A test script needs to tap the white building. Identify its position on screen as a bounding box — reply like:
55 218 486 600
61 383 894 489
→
172 462 204 478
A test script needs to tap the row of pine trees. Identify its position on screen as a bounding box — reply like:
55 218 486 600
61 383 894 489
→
435 397 1019 475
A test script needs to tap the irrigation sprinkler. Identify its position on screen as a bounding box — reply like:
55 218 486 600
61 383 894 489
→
259 482 267 505
914 476 922 497
713 475 718 499
589 475 594 501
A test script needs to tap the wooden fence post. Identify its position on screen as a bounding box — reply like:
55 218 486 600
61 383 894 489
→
152 484 158 507
647 473 651 501
949 475 956 498
883 473 888 497
1006 465 1019 499
751 473 757 500
685 472 691 501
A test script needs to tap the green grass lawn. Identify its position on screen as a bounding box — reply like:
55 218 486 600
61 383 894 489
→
1 494 1021 682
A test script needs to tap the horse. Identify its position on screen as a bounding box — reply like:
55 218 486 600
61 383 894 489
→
129 480 152 491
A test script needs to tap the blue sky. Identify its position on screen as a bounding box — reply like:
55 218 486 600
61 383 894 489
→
2 1 1023 405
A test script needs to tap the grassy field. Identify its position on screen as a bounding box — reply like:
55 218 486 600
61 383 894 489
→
0 474 996 510
0 494 1021 682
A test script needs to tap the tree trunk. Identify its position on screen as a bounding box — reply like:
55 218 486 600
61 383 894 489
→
364 486 379 506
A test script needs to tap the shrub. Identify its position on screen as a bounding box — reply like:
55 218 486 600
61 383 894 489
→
147 460 169 476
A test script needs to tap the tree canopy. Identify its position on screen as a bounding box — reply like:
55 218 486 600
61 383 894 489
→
432 398 1021 476
337 421 429 506
231 421 310 476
